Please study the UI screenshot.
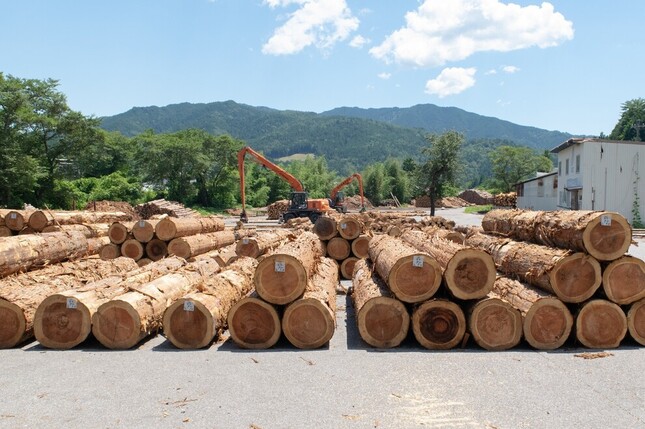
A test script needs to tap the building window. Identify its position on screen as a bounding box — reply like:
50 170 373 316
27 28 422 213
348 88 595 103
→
576 155 580 173
565 159 569 175
558 161 561 176
553 177 558 189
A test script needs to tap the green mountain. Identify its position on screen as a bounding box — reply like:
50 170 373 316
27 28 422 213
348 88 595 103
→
100 100 571 173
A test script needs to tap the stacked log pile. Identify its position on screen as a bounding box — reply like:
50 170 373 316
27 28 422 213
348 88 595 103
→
267 200 290 220
313 215 371 280
459 189 494 205
493 192 517 207
135 199 199 219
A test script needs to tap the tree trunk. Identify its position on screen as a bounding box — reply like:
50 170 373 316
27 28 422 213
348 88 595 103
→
168 229 254 259
42 223 110 238
227 293 282 349
575 299 627 349
33 256 186 349
313 216 338 241
368 234 442 303
468 293 522 351
482 209 631 261
100 244 121 260
121 239 144 261
465 230 602 303
337 217 363 240
411 299 466 350
350 235 370 259
401 230 495 300
145 238 168 261
627 298 645 346
0 257 137 348
28 210 135 231
235 229 298 258
326 237 351 261
492 276 573 350
351 259 409 348
602 256 645 305
340 257 359 280
155 216 225 241
91 257 222 349
163 257 258 349
282 257 338 349
254 231 325 305
0 232 110 278
131 219 159 243
108 222 135 244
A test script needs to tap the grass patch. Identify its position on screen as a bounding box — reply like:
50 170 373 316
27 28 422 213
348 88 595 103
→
464 204 493 214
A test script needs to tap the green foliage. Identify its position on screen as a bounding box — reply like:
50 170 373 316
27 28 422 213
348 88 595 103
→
464 204 493 214
633 172 644 229
363 163 387 206
489 145 553 193
609 98 645 141
50 172 144 210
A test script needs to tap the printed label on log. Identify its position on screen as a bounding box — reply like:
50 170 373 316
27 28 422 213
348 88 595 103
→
601 215 612 226
66 298 78 309
139 220 146 227
242 238 249 244
412 256 424 268
275 261 286 273
341 223 347 229
183 301 195 312
10 213 16 219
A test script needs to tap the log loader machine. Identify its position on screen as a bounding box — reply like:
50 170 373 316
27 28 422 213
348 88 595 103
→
329 173 366 213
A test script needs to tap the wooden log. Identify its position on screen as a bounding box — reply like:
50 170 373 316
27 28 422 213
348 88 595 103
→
92 257 221 349
313 216 338 240
575 299 627 349
420 226 464 244
337 217 363 240
465 231 602 303
18 226 36 235
99 244 121 260
168 229 253 259
0 257 138 348
340 257 359 280
627 298 645 346
492 276 573 350
137 258 153 267
0 232 109 278
132 219 159 243
282 257 338 349
28 210 134 231
34 256 186 349
227 293 282 349
602 256 645 305
235 229 297 258
121 239 144 261
351 235 370 259
326 237 351 261
207 243 239 267
352 259 409 348
254 232 325 305
401 230 495 300
411 299 466 349
162 257 258 349
145 239 168 261
108 222 134 244
42 223 110 238
0 226 12 237
468 293 522 351
368 235 442 303
155 216 225 241
481 209 631 261
1 210 29 231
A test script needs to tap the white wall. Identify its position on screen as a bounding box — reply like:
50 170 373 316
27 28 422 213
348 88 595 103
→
517 173 558 211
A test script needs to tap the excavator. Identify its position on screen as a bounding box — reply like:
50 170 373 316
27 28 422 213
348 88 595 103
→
329 173 366 213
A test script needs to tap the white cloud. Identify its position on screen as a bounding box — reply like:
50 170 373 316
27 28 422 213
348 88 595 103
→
485 69 498 75
377 72 391 80
370 0 573 67
502 65 520 73
350 35 369 48
425 67 476 97
262 0 359 55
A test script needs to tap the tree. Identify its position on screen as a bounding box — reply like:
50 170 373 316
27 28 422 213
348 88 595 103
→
417 131 464 215
363 163 387 206
489 146 553 193
609 98 645 141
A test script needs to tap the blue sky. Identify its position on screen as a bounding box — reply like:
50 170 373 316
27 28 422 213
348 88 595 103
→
1 0 643 136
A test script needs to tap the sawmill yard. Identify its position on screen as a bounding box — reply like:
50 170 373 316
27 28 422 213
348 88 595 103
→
0 206 644 428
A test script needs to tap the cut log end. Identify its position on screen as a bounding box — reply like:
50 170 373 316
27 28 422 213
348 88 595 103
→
154 218 178 242
163 299 214 349
313 217 337 240
92 301 141 349
337 218 362 240
132 220 156 243
0 226 12 237
27 211 49 231
445 250 496 300
227 297 281 349
351 235 370 259
357 297 409 348
576 300 627 349
108 223 130 244
0 300 26 349
100 244 121 260
524 298 573 350
235 239 261 258
254 255 307 305
146 239 168 261
550 253 602 303
33 295 91 349
582 213 631 261
627 299 645 346
389 255 442 303
121 239 144 261
326 237 351 261
412 300 466 350
340 257 359 280
283 298 335 349
469 298 522 351
4 211 25 231
602 256 645 305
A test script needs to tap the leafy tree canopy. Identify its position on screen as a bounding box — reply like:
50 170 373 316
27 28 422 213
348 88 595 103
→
609 98 645 141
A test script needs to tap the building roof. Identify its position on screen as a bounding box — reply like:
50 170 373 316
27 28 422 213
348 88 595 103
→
514 170 557 186
551 137 645 154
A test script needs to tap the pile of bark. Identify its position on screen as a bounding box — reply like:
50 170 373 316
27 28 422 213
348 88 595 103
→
413 195 431 208
135 199 199 219
459 189 494 205
266 200 290 220
343 195 373 210
313 215 371 280
494 192 517 207
437 196 471 208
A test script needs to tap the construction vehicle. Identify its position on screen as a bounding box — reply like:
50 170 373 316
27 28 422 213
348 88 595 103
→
238 146 331 223
329 173 366 213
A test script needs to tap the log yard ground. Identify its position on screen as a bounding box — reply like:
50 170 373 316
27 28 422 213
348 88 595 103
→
0 208 643 429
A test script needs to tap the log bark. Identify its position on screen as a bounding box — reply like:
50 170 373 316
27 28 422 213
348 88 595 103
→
326 237 351 261
627 298 645 346
42 223 110 238
0 210 30 231
227 293 281 349
254 231 325 305
145 239 168 261
100 244 121 260
168 229 254 259
132 219 159 243
121 239 144 261
313 216 338 240
137 258 153 267
602 256 645 305
368 234 442 303
401 230 495 300
34 256 186 349
0 257 137 348
492 276 573 350
465 230 602 303
92 257 221 349
411 299 466 349
108 222 135 244
337 217 363 240
575 299 627 349
468 293 522 351
235 229 298 258
163 257 258 349
0 232 109 278
282 257 338 349
351 259 409 348
419 226 464 244
482 209 631 261
28 210 134 231
350 235 370 259
155 216 225 241
340 257 359 280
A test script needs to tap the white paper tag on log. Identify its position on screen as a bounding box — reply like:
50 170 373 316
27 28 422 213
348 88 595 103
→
600 215 612 226
183 301 195 312
10 213 16 219
139 220 146 227
242 238 249 244
341 223 347 229
275 261 286 272
412 256 424 268
66 298 78 309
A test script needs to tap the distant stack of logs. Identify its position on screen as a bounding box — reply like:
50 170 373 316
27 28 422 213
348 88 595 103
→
313 215 371 280
493 192 517 207
267 200 290 220
135 198 199 219
0 209 132 237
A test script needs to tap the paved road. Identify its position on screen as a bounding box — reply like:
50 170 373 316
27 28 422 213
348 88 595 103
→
0 208 643 428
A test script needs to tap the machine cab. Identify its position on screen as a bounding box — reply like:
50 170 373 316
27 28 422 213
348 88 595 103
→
290 191 308 210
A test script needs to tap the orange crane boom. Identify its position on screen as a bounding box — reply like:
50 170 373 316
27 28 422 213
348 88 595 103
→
330 173 365 211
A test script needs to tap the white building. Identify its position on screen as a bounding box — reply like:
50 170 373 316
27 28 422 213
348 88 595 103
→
515 171 558 211
550 138 645 224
